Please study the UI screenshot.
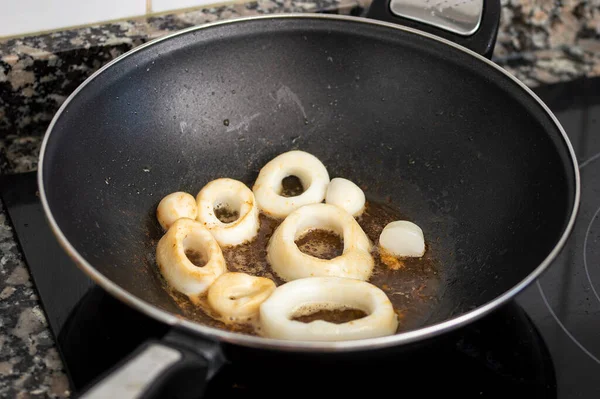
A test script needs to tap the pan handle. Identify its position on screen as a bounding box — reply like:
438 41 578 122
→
76 330 225 399
364 0 501 59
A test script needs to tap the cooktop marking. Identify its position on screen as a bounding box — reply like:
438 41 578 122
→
537 152 600 364
538 281 600 364
581 152 600 305
583 204 600 305
579 152 600 169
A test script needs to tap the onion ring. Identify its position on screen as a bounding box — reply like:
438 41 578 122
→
259 277 398 341
196 178 260 247
156 218 227 303
267 203 374 281
252 150 330 219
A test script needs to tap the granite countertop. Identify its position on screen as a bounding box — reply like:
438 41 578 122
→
0 0 599 397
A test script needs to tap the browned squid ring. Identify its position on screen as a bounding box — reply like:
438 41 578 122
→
156 218 227 303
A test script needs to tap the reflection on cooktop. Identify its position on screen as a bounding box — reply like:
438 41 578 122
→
58 281 555 398
206 301 555 398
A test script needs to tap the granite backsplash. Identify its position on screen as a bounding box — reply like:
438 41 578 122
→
0 0 599 175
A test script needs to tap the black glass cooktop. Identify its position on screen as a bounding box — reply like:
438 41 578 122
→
2 76 600 398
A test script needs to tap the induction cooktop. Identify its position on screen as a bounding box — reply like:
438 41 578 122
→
3 76 600 398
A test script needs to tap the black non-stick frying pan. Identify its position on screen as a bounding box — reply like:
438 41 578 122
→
38 0 579 397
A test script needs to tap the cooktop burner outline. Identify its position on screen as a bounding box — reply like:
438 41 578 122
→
538 281 600 365
579 152 600 169
538 152 600 366
583 205 600 304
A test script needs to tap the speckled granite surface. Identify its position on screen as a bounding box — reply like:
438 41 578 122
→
0 201 70 398
0 0 599 397
494 0 600 86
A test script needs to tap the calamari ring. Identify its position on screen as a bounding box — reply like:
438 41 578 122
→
207 272 276 323
156 192 198 230
156 218 227 303
196 178 260 247
252 150 330 219
259 277 398 341
267 203 374 281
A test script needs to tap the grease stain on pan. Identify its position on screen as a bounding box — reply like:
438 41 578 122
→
226 113 261 133
270 84 307 119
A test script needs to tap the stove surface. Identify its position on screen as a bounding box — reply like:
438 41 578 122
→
2 77 600 398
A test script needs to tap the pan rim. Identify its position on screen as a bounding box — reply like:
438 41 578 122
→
37 13 581 352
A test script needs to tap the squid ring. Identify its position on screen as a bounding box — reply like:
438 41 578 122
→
207 272 276 323
267 203 374 281
156 192 198 230
196 178 260 247
259 277 398 341
156 218 227 303
252 150 330 219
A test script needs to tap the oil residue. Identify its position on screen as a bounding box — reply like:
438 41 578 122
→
214 205 239 223
165 200 441 335
293 308 367 324
280 175 304 197
184 250 207 267
295 230 343 260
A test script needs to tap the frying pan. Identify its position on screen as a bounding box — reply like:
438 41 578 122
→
37 0 579 397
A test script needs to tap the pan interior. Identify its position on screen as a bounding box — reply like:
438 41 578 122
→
41 17 576 341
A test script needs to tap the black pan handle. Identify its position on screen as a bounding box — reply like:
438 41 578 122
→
365 0 501 59
76 330 225 399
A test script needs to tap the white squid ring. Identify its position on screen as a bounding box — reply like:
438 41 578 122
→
252 150 330 219
156 218 227 303
196 178 260 247
207 272 276 323
267 203 374 281
259 277 398 341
